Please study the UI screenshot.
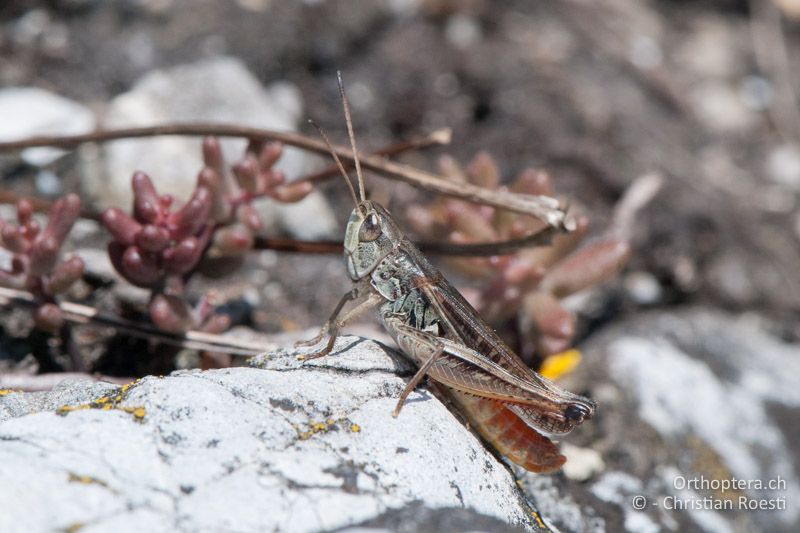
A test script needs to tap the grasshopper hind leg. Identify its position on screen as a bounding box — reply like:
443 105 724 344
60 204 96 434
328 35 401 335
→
392 343 445 417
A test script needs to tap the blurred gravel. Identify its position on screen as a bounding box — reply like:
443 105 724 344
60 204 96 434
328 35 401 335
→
1 2 800 532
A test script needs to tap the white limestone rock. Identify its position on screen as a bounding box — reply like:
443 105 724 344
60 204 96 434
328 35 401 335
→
0 336 543 533
0 87 95 167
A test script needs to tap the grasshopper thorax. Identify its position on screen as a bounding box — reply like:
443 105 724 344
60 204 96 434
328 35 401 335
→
344 200 404 281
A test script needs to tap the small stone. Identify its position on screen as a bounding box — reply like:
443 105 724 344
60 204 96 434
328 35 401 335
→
11 9 50 47
623 271 662 305
740 75 773 111
561 444 605 482
689 82 757 134
445 14 481 49
707 252 756 304
35 170 62 196
676 17 740 78
0 87 94 167
766 143 800 190
628 35 662 70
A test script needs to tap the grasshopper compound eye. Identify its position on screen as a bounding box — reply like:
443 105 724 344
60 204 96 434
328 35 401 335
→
564 402 593 422
359 213 382 242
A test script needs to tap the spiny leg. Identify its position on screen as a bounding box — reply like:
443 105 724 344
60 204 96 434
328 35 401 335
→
295 289 357 349
300 293 384 361
392 342 445 417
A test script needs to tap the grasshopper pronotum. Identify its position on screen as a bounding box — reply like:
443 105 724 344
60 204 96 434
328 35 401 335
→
297 73 596 473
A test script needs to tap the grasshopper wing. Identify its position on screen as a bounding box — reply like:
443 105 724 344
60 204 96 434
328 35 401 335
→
407 254 595 434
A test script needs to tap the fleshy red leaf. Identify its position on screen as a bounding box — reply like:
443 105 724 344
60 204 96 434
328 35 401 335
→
169 187 211 241
212 225 253 256
34 303 63 334
149 293 194 333
269 181 312 203
542 239 631 298
163 237 202 274
135 224 171 253
44 255 84 295
42 193 81 244
132 172 161 223
121 245 162 287
28 236 59 276
101 207 141 247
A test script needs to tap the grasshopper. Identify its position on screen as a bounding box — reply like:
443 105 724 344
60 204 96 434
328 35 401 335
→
297 74 596 473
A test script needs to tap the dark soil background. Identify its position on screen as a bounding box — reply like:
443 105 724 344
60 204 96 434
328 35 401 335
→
4 0 799 328
2 1 800 532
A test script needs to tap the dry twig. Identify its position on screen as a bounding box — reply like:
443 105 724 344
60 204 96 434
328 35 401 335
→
0 124 568 228
0 286 269 357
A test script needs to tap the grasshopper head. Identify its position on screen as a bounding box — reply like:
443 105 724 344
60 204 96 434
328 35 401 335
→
344 200 403 280
311 73 405 279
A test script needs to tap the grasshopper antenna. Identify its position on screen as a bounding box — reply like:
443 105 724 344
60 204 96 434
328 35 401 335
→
337 71 366 202
308 118 360 209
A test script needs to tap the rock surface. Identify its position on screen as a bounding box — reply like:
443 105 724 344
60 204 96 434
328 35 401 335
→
0 87 94 167
0 336 546 533
516 308 800 533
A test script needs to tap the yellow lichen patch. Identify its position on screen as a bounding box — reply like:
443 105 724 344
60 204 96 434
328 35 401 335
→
298 418 338 440
68 472 108 488
55 381 145 422
56 404 92 415
687 435 739 502
118 378 141 395
0 389 21 396
64 522 84 533
530 508 548 530
539 349 582 380
119 406 147 422
297 418 363 440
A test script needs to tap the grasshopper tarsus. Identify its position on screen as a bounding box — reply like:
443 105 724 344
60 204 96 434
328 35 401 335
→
294 333 326 349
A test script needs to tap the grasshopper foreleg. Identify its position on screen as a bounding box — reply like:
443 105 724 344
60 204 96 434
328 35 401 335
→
296 287 383 360
295 289 358 349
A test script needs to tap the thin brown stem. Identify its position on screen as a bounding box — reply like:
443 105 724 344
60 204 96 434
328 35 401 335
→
255 227 558 256
0 286 271 357
0 186 559 257
0 189 101 221
0 123 567 227
253 236 342 254
296 128 451 184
